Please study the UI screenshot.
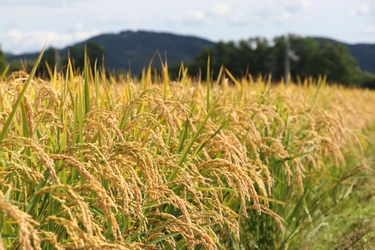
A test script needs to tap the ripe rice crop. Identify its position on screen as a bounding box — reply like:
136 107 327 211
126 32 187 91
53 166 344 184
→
1 51 375 249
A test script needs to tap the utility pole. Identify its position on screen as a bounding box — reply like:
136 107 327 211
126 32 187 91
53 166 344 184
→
284 34 299 85
55 49 61 72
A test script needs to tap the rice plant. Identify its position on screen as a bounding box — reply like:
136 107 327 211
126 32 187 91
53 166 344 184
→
1 50 375 249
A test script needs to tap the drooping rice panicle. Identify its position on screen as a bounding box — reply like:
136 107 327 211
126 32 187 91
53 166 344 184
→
1 52 375 249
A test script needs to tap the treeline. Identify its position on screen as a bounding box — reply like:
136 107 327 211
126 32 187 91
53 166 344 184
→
0 48 6 75
0 42 106 78
169 35 375 88
1 35 375 88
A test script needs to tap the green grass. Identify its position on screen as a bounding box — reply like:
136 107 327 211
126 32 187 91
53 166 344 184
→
303 123 375 249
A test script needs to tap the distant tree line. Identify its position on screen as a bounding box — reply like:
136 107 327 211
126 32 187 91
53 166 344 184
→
169 35 375 88
0 45 6 75
1 42 106 78
1 36 375 88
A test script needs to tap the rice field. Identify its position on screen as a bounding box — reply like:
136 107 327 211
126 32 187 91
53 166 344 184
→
1 51 375 249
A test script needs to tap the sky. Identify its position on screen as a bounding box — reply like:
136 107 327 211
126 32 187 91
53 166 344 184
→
0 0 374 54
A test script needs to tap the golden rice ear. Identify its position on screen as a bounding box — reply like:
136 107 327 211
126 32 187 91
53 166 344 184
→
0 190 42 250
0 46 45 143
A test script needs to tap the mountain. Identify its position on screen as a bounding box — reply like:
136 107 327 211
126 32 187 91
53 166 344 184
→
4 31 375 75
5 30 216 75
6 52 40 63
346 43 375 73
78 30 216 73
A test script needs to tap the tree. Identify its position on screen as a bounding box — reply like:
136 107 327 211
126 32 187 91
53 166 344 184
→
313 40 359 85
0 45 7 74
64 42 106 73
185 39 274 80
238 37 274 77
36 47 61 78
183 35 363 86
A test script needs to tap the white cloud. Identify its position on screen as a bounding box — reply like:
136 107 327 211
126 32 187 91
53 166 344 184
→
364 25 375 33
0 0 374 53
186 11 205 20
96 15 108 22
1 28 100 54
229 11 250 25
300 0 312 10
283 0 312 12
1 0 84 7
359 4 370 14
211 3 230 17
226 0 313 27
168 10 206 25
75 22 83 31
168 4 231 26
349 4 372 16
349 9 357 16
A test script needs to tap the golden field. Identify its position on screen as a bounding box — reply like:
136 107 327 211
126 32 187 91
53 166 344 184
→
1 53 375 249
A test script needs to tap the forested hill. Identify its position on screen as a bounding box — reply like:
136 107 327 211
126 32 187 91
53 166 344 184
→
68 30 216 73
5 30 216 75
346 43 375 73
4 30 375 75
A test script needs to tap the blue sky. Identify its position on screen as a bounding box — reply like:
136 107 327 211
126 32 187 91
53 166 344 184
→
0 0 374 54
